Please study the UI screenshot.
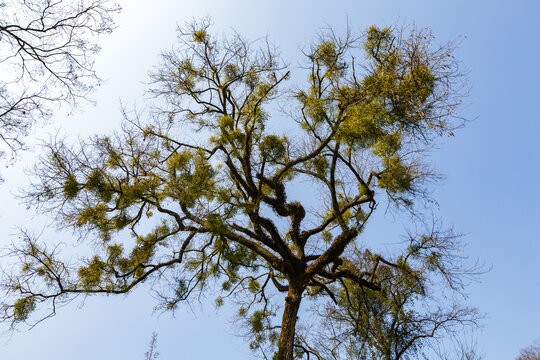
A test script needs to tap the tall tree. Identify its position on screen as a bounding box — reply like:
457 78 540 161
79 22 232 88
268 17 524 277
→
1 20 478 360
0 0 120 163
517 340 540 360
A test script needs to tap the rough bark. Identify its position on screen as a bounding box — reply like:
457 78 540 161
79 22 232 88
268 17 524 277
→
277 284 304 360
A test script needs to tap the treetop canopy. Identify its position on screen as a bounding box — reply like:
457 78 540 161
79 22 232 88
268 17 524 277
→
1 19 476 360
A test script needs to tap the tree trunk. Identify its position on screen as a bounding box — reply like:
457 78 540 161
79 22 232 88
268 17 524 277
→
276 284 303 360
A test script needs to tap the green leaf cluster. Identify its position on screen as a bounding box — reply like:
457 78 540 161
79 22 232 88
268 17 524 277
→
12 296 35 323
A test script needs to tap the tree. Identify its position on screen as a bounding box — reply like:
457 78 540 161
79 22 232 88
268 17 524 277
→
306 236 479 360
0 0 120 163
144 332 159 360
517 340 540 360
430 331 484 360
1 20 478 360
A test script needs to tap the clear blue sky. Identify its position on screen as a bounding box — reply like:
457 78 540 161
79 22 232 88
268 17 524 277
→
1 0 539 359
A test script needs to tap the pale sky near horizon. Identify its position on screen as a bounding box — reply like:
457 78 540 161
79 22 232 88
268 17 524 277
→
1 1 539 359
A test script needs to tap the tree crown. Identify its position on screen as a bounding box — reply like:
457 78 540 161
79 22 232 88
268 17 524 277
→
1 20 477 360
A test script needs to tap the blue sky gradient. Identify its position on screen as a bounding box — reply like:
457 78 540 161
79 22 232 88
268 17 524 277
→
1 1 539 359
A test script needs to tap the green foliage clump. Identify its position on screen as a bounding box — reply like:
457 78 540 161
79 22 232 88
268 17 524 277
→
224 64 240 82
259 135 287 163
307 156 329 178
63 173 79 200
12 296 36 323
205 214 227 234
165 151 216 207
192 29 207 43
106 244 123 262
364 26 395 61
372 131 402 157
378 156 413 194
76 204 111 239
340 103 386 147
250 309 269 333
86 169 113 202
78 256 105 290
